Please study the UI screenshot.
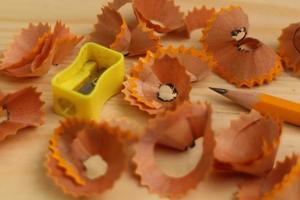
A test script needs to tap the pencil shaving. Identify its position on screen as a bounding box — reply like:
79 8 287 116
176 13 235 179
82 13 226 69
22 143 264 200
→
0 23 51 69
122 80 162 116
201 6 283 87
132 102 215 199
237 154 300 200
0 86 44 142
214 110 282 176
0 22 82 77
29 33 55 76
90 6 161 56
155 46 211 82
127 22 161 56
132 0 184 33
127 76 162 108
90 6 131 53
108 0 132 10
49 119 86 186
102 117 140 142
279 22 300 75
46 118 127 197
123 45 210 114
148 101 211 151
122 80 154 109
184 6 216 36
122 54 191 115
0 23 52 77
51 21 83 64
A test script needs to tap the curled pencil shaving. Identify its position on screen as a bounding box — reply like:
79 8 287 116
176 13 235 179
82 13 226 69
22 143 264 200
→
51 21 83 64
90 6 161 56
122 80 163 116
261 155 300 200
90 6 131 53
214 110 282 176
278 22 300 76
184 6 216 36
49 118 129 185
154 46 211 82
125 55 189 111
46 118 127 197
127 76 162 109
122 80 159 115
123 44 210 114
237 154 300 200
201 6 283 87
111 22 131 53
49 119 87 186
132 102 215 199
0 86 44 142
147 101 211 151
237 178 263 200
0 22 82 77
201 6 249 47
132 0 184 33
0 24 53 77
127 22 161 56
122 54 191 115
108 0 132 10
28 33 55 76
0 23 51 70
102 117 141 142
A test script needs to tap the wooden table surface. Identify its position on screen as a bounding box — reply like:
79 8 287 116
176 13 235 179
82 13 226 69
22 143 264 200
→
1 0 300 199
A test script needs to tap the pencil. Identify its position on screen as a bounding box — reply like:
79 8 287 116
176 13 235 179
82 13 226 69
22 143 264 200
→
209 87 300 126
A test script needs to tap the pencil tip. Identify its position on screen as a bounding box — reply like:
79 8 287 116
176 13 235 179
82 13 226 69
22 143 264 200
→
209 87 228 95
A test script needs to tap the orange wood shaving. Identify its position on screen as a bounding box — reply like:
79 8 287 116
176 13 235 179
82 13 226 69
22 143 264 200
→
29 33 55 75
237 154 300 200
0 23 51 70
148 101 211 151
132 0 184 33
278 22 300 76
184 6 216 36
127 22 161 56
123 45 210 114
49 120 86 186
154 45 211 82
103 117 141 142
111 21 131 53
90 6 161 56
122 53 191 115
132 102 215 199
126 76 162 109
122 80 160 115
214 110 282 176
51 21 83 64
108 0 132 10
90 6 131 53
201 6 283 87
0 22 82 77
0 86 44 141
46 118 127 197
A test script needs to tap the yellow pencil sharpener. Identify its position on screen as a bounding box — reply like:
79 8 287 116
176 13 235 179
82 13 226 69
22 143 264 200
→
52 42 125 120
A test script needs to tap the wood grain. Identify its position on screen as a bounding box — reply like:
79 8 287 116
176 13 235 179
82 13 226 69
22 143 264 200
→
0 0 300 199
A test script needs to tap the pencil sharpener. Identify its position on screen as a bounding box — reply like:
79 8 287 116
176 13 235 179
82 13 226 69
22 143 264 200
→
52 42 125 120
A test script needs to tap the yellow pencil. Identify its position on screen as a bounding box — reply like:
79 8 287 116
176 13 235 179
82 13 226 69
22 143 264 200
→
209 87 300 126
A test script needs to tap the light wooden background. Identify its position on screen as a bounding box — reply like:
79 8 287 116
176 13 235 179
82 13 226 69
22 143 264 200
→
0 0 300 199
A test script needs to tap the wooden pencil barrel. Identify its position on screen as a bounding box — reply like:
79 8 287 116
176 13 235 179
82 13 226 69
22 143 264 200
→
254 94 300 126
